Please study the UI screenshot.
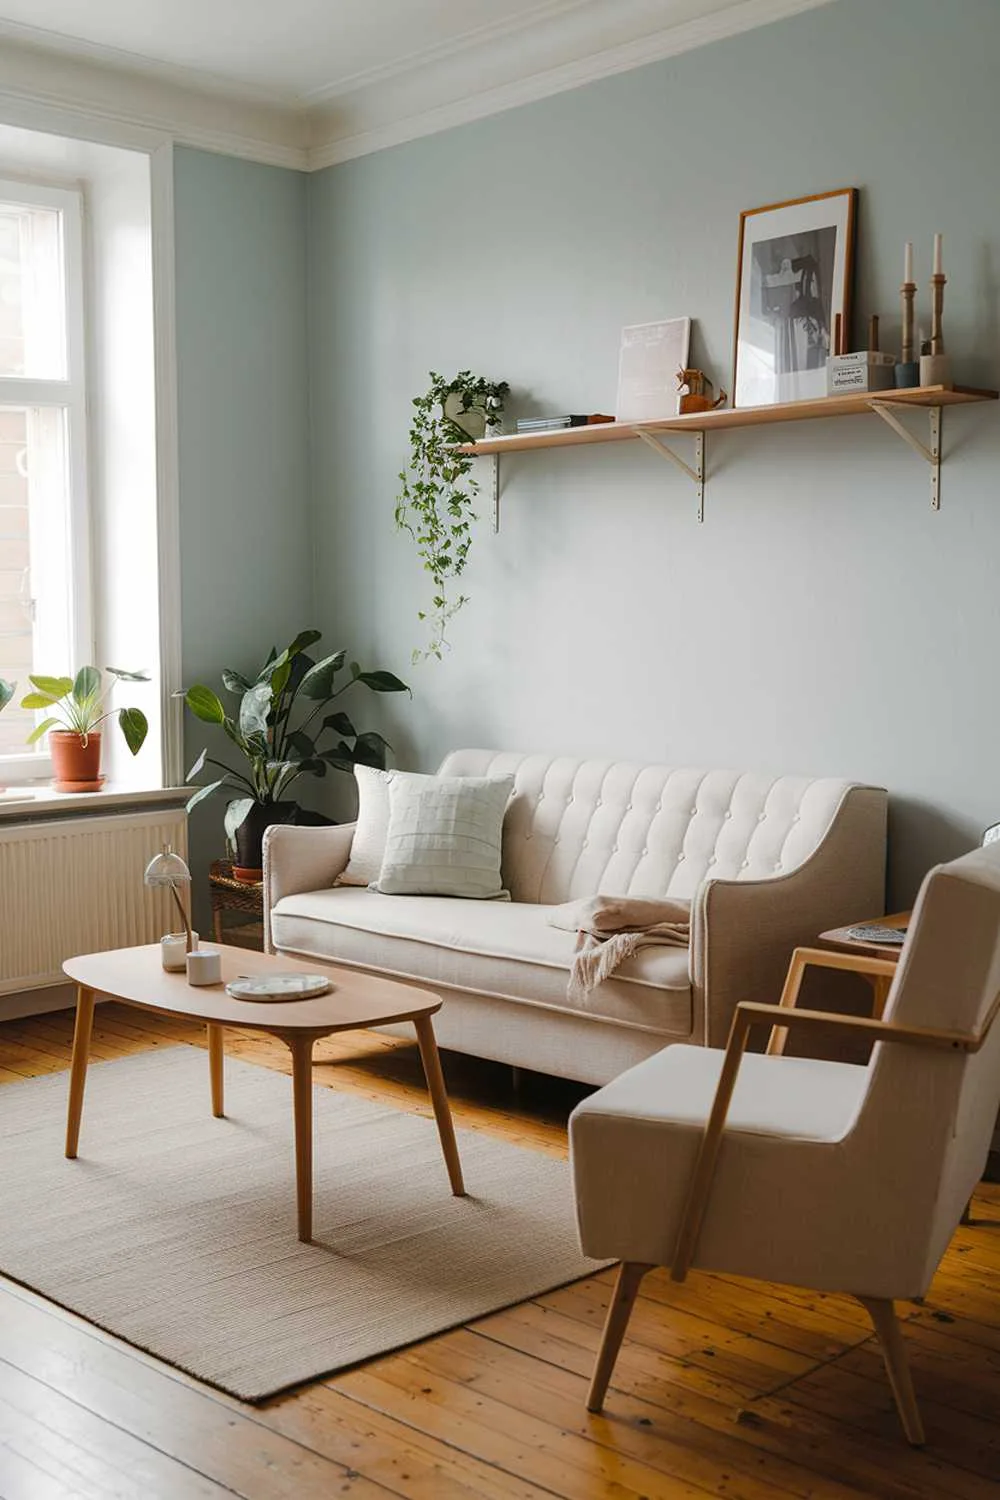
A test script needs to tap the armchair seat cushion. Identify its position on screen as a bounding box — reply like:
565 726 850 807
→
571 1043 869 1273
270 887 692 1034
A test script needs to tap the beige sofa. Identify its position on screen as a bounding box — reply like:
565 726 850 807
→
263 750 887 1086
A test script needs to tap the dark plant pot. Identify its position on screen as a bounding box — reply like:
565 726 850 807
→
232 801 299 881
50 730 103 792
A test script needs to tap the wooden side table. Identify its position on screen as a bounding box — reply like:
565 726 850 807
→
209 860 264 950
817 911 911 1019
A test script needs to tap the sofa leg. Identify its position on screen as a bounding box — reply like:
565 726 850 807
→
858 1296 926 1446
586 1262 651 1413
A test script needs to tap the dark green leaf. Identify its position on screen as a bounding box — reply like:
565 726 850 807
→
352 730 391 769
287 729 317 757
286 629 322 656
0 678 14 712
321 711 355 737
224 797 255 847
354 670 410 694
119 707 148 755
184 685 226 724
298 651 346 700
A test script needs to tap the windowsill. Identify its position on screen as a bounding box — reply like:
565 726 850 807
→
0 784 188 823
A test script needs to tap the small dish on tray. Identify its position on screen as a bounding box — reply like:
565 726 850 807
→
225 973 332 1002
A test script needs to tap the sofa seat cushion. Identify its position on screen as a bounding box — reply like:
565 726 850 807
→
270 887 692 1036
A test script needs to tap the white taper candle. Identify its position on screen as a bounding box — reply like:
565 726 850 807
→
933 233 943 275
904 241 913 283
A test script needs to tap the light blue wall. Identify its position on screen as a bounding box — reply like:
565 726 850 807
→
306 0 1000 905
174 147 310 906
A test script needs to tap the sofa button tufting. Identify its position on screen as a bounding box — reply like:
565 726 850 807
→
724 810 732 820
741 859 749 868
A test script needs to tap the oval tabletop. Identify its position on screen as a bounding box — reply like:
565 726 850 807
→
63 944 442 1033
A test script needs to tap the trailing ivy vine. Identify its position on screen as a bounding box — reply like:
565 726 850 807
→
396 370 509 662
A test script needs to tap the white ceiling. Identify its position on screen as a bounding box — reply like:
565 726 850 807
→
0 0 837 167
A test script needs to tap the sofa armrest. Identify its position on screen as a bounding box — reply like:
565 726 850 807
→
262 822 356 952
690 785 887 1047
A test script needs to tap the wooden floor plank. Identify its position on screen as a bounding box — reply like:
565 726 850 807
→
2 1007 999 1500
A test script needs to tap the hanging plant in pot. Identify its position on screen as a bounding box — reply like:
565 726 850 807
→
180 629 409 880
396 370 509 662
20 668 149 790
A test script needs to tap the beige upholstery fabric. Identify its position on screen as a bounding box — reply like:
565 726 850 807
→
337 766 394 887
271 888 692 1033
372 774 514 898
264 751 887 1084
571 844 1000 1300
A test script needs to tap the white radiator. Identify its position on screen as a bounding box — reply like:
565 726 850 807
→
0 808 188 993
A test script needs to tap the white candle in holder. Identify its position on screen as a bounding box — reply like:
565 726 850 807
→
933 233 943 275
161 931 198 971
904 241 913 283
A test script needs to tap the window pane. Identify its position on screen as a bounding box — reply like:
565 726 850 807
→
0 406 72 759
0 203 67 380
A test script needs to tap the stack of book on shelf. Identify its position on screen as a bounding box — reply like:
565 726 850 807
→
515 413 615 434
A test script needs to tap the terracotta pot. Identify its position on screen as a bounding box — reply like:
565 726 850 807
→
50 730 103 792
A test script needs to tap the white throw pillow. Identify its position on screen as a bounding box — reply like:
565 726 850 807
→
371 774 515 899
337 766 440 886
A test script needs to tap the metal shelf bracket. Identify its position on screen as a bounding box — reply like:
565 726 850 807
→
487 454 500 532
633 429 706 521
870 400 943 509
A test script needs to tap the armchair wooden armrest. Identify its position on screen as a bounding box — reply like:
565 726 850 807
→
670 987 1000 1283
767 945 899 1056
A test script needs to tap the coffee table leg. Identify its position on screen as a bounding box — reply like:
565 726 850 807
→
288 1036 315 1242
65 984 96 1159
414 1015 465 1196
207 1024 225 1118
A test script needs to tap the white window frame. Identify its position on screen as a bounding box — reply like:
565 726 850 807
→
0 178 92 781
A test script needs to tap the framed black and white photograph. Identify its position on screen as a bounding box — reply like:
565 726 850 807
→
733 188 857 408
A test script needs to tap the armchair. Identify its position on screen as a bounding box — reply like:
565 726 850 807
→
570 843 1000 1444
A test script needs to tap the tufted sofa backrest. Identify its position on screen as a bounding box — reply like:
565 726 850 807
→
438 750 873 905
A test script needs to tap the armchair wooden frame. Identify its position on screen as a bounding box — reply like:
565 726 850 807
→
588 946 1000 1443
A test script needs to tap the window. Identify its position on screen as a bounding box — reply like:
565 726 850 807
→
0 180 89 775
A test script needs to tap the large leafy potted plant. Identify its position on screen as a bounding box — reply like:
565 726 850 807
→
396 370 509 662
20 667 149 791
181 629 409 878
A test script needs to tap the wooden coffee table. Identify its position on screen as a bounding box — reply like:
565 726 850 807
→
62 944 464 1242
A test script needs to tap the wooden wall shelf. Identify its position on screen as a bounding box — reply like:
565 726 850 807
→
459 385 998 524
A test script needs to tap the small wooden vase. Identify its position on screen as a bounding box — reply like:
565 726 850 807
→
50 730 104 792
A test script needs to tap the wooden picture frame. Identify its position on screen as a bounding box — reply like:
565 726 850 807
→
732 188 857 408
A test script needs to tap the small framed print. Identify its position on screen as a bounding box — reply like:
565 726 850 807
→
733 187 857 408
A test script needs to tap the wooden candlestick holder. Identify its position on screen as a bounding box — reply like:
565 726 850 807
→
895 279 920 387
920 271 949 385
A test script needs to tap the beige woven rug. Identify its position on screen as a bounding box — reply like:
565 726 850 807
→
0 1046 606 1400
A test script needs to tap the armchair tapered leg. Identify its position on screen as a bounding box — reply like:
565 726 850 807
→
586 1262 651 1413
858 1296 925 1446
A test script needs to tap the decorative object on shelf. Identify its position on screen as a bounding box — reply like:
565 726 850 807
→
734 188 857 408
224 972 332 1003
827 316 896 394
676 368 727 414
515 414 614 434
180 631 409 878
896 241 920 388
20 667 149 792
616 318 691 423
396 370 509 662
144 844 195 956
920 233 950 387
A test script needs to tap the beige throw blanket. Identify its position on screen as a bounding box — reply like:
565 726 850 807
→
547 894 691 1004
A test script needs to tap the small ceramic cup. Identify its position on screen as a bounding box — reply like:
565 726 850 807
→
161 931 198 971
186 947 222 986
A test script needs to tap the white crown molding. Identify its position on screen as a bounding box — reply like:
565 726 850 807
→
0 34 308 169
0 0 837 173
306 0 838 170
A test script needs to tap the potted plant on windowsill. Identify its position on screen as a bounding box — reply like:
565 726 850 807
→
20 668 149 791
180 630 409 880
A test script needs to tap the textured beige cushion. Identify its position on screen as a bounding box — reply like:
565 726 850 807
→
336 765 396 888
372 775 514 899
270 887 693 1033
